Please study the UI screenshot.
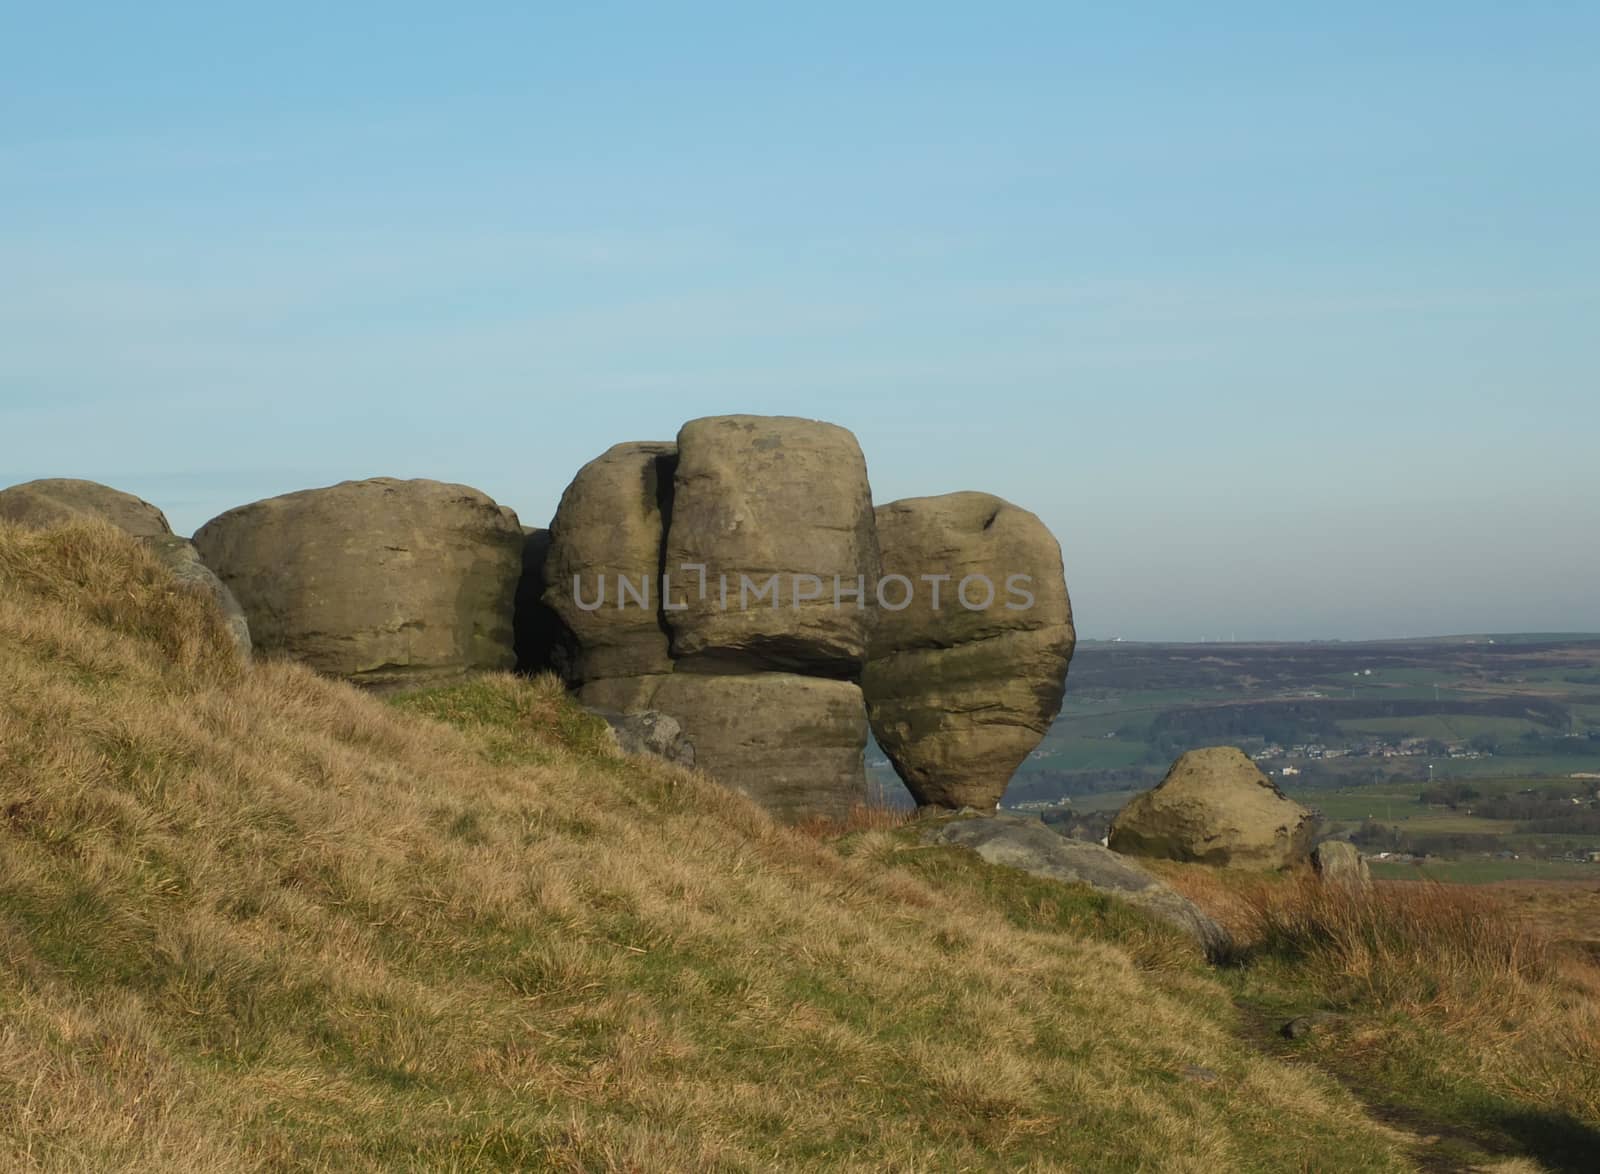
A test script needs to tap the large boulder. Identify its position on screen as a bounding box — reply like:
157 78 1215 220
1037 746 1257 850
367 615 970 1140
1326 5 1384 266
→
1108 747 1315 869
928 814 1231 959
662 416 879 676
580 671 868 823
0 478 172 538
863 492 1074 810
193 478 523 686
139 535 253 661
541 443 677 683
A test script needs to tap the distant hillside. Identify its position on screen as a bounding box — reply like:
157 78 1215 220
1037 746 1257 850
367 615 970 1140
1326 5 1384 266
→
0 521 1410 1170
1003 637 1600 803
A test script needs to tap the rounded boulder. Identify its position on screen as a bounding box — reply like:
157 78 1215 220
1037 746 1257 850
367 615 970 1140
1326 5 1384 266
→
540 442 677 684
0 478 172 538
193 478 523 686
1108 747 1315 869
863 492 1074 810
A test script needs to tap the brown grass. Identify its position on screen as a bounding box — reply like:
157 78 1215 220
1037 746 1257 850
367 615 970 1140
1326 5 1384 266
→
792 800 918 840
1158 861 1600 1127
0 521 1414 1170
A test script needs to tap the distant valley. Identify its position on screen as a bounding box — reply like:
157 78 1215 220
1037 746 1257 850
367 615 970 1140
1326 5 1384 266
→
927 633 1600 883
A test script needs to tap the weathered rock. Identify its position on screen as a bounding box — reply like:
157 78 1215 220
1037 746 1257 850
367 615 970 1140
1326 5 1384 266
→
1108 747 1315 869
138 534 252 660
863 492 1074 810
514 527 562 675
1280 1011 1345 1040
587 671 868 823
593 709 695 769
575 674 675 714
1311 840 1371 889
0 478 172 538
1280 1016 1314 1040
1041 806 1114 844
541 443 676 683
663 416 878 676
193 478 523 686
928 814 1232 959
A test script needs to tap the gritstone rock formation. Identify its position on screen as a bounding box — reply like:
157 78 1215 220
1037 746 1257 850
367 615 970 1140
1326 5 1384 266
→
543 417 879 822
541 442 678 682
194 478 522 686
863 492 1075 810
663 415 879 676
1108 746 1315 869
580 671 867 822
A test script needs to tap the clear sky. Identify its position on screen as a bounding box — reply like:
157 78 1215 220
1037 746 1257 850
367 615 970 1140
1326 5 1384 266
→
3 2 1596 641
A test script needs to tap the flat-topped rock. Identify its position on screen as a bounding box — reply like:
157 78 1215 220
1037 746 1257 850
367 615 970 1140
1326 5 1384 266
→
663 416 878 676
928 814 1231 959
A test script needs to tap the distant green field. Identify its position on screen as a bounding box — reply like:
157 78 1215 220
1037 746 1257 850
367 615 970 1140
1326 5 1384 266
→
1372 858 1600 884
1028 736 1146 771
1068 788 1140 814
1334 714 1537 740
1429 754 1600 779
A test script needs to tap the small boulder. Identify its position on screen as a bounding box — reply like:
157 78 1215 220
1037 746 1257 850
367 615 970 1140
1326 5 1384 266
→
592 709 695 769
928 814 1231 959
194 478 523 686
0 478 172 538
1280 1016 1314 1041
1108 747 1315 869
863 492 1075 809
663 416 879 676
1311 840 1371 889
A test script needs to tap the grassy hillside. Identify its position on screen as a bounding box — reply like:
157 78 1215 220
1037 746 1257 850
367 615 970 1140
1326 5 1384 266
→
1153 863 1600 1168
0 520 1424 1170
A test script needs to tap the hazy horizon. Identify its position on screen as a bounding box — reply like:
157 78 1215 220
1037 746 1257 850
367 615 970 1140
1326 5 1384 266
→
5 4 1596 643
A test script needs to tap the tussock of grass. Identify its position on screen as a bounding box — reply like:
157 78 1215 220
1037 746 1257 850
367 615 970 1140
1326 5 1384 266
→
0 521 1411 1170
1244 875 1553 1004
792 801 917 840
1160 860 1600 1154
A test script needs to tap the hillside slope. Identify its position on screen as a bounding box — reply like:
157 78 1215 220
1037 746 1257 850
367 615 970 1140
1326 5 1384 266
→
0 521 1408 1171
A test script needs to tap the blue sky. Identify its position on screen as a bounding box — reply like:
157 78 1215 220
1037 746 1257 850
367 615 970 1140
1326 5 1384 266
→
3 2 1596 640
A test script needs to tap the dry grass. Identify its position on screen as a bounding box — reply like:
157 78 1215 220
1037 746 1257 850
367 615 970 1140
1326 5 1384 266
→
1158 860 1600 1135
791 800 917 840
0 521 1414 1170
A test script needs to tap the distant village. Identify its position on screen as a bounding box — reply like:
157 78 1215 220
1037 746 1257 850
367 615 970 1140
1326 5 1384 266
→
1253 736 1492 777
